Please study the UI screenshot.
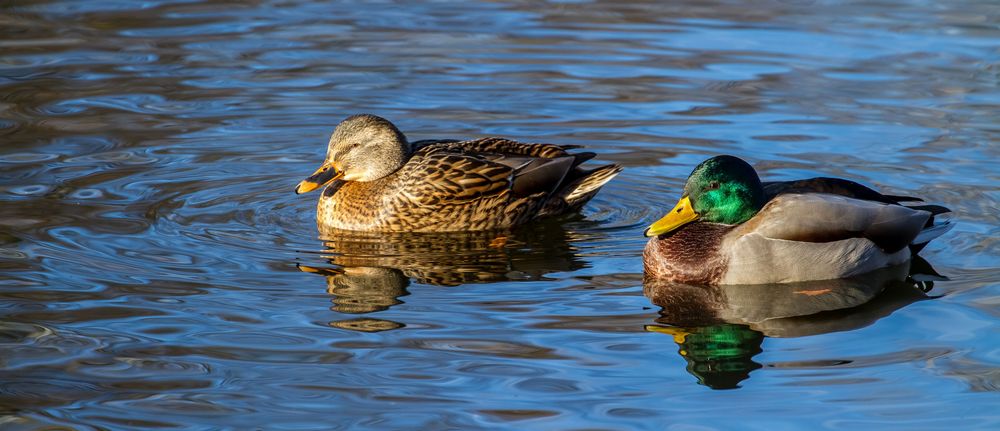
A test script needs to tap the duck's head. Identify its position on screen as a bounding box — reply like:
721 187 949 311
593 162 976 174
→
295 114 410 194
645 155 766 237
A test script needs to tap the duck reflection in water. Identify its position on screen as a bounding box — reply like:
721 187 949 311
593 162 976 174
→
299 221 588 331
644 257 942 389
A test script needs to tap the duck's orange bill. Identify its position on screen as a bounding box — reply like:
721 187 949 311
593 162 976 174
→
295 163 343 194
644 195 698 237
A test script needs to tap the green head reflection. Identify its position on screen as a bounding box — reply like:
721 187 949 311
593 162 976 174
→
647 323 763 390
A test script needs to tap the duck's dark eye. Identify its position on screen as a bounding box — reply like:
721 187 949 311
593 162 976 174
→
707 181 720 190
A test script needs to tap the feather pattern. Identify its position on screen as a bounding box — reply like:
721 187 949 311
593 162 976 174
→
315 137 620 232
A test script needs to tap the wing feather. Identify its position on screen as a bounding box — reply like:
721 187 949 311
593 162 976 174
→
426 137 572 159
401 147 513 206
399 137 590 207
739 193 930 252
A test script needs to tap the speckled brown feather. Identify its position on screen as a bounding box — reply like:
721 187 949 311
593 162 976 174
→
403 150 513 205
428 137 574 159
317 137 619 232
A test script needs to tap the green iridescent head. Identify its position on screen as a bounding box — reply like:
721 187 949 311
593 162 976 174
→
645 155 766 237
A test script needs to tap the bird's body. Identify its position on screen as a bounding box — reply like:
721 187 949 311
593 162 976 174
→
643 156 951 285
296 115 621 233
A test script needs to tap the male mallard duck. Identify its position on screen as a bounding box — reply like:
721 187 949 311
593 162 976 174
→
643 155 952 285
295 114 621 232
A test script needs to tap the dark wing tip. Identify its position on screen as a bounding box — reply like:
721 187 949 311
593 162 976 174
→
511 156 575 197
906 204 951 215
883 194 925 203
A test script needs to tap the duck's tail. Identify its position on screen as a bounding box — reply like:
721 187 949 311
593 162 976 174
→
907 203 953 253
539 164 622 217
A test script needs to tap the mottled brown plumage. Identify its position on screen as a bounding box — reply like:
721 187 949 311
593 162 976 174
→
298 114 621 232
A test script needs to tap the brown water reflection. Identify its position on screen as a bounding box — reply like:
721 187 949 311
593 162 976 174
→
316 222 585 286
301 222 589 330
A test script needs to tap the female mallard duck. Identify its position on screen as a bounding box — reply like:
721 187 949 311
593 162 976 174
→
643 155 952 285
295 114 621 232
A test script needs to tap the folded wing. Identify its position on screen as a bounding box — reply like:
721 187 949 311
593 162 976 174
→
740 193 931 252
402 138 580 206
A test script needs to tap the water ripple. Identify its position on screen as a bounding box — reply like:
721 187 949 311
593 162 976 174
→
0 0 997 429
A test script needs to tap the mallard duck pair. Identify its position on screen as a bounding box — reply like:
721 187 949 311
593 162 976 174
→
296 115 952 285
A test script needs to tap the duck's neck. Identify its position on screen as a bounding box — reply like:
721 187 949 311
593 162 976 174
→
347 136 411 182
370 140 411 180
703 183 766 225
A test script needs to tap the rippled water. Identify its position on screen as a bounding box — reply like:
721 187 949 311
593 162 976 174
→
2 0 999 429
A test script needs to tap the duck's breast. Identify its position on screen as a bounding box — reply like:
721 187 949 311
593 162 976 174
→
643 223 733 284
317 180 388 231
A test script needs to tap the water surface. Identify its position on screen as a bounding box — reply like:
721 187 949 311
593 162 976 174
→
2 0 999 429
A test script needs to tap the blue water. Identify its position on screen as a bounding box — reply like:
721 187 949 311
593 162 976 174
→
1 0 998 429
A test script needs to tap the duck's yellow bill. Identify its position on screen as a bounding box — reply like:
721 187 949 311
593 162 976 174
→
295 163 343 194
644 195 698 237
644 324 691 344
